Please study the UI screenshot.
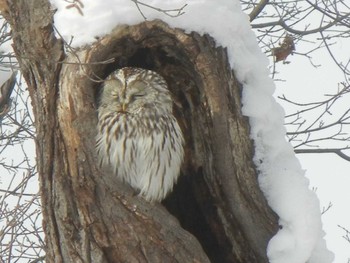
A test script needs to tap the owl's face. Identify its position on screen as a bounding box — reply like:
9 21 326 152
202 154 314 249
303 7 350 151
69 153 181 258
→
99 68 173 116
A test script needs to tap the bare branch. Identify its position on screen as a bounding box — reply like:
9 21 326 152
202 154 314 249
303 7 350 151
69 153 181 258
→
338 225 350 243
130 0 187 20
64 0 84 16
252 11 350 36
321 202 333 215
295 148 350 161
249 0 269 22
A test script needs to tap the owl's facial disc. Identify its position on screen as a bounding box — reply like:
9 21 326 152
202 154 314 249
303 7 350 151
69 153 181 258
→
117 81 151 114
102 68 167 116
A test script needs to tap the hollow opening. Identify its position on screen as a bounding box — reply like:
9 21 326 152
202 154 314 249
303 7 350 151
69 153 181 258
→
93 33 235 262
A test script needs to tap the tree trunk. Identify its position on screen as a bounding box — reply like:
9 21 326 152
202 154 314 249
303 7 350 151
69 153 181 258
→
4 1 278 262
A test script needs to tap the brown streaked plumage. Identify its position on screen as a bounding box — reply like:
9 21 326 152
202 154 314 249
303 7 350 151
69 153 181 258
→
96 67 184 202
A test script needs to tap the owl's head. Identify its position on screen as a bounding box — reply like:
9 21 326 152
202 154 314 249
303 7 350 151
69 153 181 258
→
99 68 173 116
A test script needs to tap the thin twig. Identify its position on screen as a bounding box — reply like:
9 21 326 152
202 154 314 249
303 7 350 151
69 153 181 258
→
130 0 187 20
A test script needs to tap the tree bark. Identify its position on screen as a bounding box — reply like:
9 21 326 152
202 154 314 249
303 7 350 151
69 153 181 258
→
4 1 278 262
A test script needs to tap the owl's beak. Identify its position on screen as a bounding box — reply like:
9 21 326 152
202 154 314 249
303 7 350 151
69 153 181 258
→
122 103 127 112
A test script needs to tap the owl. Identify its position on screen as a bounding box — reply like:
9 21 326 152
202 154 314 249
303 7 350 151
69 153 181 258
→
96 67 184 202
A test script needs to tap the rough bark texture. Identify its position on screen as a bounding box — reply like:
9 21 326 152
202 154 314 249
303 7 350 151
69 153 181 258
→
4 1 278 263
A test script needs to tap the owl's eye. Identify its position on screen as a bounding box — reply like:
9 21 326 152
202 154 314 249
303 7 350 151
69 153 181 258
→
111 92 119 98
130 92 146 100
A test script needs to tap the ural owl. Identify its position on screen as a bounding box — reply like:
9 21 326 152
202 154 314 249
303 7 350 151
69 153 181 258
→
96 67 184 202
